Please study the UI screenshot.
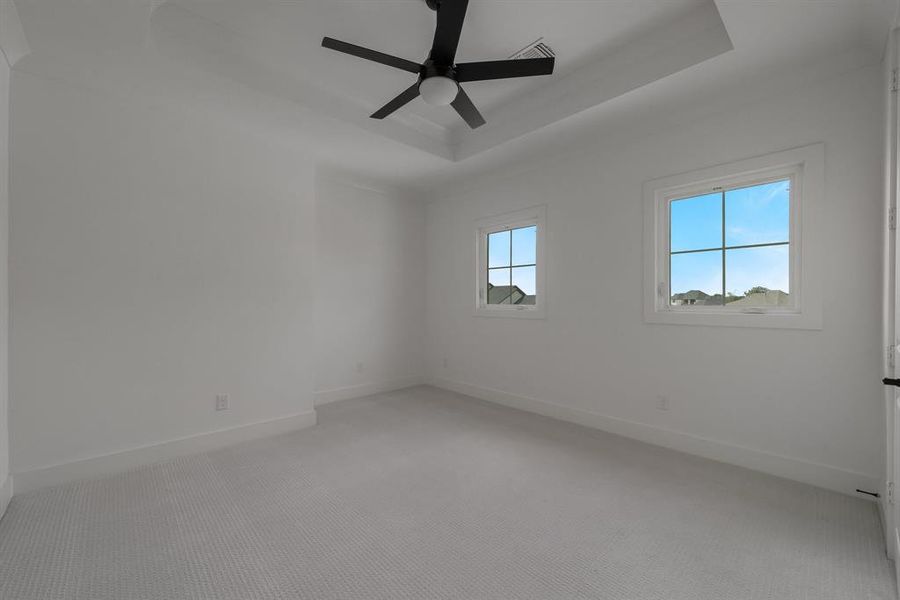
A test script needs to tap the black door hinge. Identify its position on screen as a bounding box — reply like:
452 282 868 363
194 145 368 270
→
883 378 900 387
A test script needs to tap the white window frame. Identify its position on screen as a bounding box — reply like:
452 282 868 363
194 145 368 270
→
475 206 547 319
643 144 824 329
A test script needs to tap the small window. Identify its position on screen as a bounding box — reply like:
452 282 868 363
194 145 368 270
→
476 206 546 318
644 145 823 329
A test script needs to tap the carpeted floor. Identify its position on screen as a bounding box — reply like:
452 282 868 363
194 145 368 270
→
0 385 894 599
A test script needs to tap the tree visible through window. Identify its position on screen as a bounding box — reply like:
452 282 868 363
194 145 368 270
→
487 225 537 305
670 179 790 308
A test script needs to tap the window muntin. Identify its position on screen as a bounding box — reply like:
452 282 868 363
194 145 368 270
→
644 144 822 330
476 206 545 318
668 177 792 310
487 225 537 306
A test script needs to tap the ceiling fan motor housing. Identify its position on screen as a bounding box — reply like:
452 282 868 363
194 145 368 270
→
421 61 456 79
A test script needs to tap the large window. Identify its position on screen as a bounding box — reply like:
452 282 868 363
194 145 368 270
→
644 145 823 329
669 178 791 309
476 206 546 318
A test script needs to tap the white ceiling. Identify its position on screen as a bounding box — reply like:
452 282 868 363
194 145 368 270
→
144 0 733 159
3 0 898 193
162 0 709 126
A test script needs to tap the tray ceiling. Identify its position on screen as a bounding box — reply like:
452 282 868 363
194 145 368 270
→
148 0 732 160
4 0 896 189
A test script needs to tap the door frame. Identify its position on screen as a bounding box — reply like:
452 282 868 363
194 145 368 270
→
884 25 900 591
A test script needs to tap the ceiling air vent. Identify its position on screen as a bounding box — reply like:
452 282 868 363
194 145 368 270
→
509 38 554 60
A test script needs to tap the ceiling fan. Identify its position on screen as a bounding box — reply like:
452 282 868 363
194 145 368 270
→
321 0 555 129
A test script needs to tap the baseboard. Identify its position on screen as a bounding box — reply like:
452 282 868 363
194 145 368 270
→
314 376 424 406
895 527 900 599
0 476 11 522
428 377 880 497
13 409 318 495
879 497 894 559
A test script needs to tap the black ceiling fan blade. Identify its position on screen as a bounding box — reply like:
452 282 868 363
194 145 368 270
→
371 83 421 119
322 37 421 74
450 86 485 129
430 0 469 65
455 57 555 82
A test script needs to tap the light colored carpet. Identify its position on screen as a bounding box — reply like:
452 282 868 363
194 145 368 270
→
0 385 894 600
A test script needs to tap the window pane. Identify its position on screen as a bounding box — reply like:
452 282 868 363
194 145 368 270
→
488 230 510 268
511 266 536 305
724 245 790 306
725 179 790 247
511 225 537 266
670 193 722 252
488 268 511 304
670 250 723 306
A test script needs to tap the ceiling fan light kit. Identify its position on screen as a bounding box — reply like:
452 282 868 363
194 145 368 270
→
419 76 459 106
322 0 555 129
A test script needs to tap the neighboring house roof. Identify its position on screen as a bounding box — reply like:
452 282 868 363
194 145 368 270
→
672 290 709 301
672 290 721 305
673 288 789 306
487 284 533 305
727 289 789 306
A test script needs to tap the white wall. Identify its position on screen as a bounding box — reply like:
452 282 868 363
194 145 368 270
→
314 175 425 405
1 42 884 501
426 64 885 495
9 70 316 479
0 48 10 514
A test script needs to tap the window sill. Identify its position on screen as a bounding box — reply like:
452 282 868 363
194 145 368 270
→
644 308 821 330
475 306 546 319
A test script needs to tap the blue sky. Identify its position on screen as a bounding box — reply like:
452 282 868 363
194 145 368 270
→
489 226 537 294
670 179 790 298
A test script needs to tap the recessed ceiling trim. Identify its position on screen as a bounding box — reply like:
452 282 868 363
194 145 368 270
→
148 0 731 163
451 1 733 161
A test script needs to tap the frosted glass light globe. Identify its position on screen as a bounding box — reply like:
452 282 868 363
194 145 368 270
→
419 76 459 106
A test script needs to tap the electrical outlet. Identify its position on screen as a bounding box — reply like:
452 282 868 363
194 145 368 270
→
215 394 229 411
355 362 364 373
655 395 669 411
442 357 448 369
